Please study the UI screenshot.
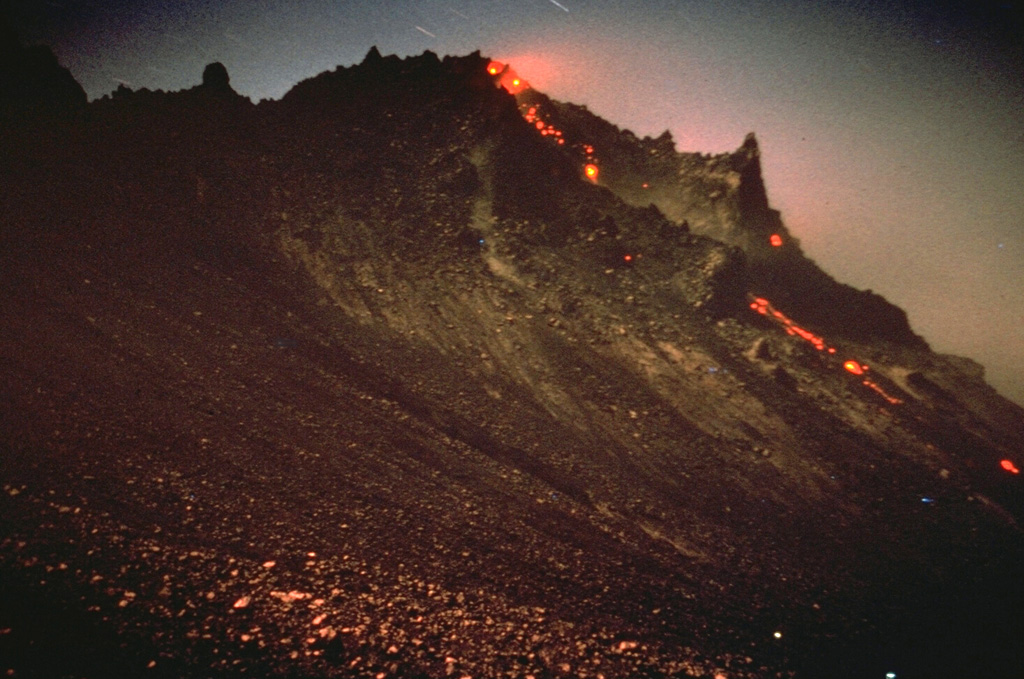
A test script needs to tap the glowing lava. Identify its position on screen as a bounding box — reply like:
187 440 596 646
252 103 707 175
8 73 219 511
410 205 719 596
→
770 233 783 247
1001 459 1020 474
860 378 903 405
486 61 528 93
521 102 566 145
519 99 601 170
749 294 903 404
748 296 828 352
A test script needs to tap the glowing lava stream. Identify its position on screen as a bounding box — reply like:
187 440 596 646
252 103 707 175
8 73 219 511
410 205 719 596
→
520 99 600 182
748 295 1024 473
487 61 600 182
748 296 830 353
748 295 902 405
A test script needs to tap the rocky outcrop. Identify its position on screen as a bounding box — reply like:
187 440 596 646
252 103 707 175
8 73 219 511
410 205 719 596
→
534 93 925 348
201 61 231 91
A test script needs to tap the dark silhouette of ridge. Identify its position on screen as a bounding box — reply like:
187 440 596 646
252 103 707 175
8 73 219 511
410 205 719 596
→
0 19 86 119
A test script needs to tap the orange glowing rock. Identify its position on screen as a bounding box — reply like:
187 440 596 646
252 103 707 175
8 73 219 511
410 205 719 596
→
233 596 251 609
488 62 527 92
584 164 599 181
770 233 783 247
501 73 526 92
623 254 633 262
844 361 864 375
1001 459 1020 474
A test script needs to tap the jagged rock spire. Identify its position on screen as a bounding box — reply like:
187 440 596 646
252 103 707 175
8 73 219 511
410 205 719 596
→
201 62 231 91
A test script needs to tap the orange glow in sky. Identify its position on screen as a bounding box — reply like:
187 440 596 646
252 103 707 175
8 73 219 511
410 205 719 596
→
488 52 561 93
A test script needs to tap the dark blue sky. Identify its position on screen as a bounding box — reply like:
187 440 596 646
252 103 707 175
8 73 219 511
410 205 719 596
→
7 0 1024 404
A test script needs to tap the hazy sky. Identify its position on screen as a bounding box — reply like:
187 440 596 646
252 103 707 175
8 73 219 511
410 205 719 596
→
7 0 1024 405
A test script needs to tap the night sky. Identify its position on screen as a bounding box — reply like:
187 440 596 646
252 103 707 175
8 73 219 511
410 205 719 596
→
7 0 1024 404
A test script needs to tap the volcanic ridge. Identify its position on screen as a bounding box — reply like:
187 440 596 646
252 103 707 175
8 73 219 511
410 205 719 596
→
2 37 1024 679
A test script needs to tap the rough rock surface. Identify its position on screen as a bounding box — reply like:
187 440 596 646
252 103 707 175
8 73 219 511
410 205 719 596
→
2 47 1023 679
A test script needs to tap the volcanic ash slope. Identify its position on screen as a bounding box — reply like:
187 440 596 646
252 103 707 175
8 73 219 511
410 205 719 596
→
1 44 1023 679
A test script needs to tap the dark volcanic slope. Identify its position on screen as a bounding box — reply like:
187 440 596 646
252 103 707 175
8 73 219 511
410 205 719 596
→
2 42 1024 679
